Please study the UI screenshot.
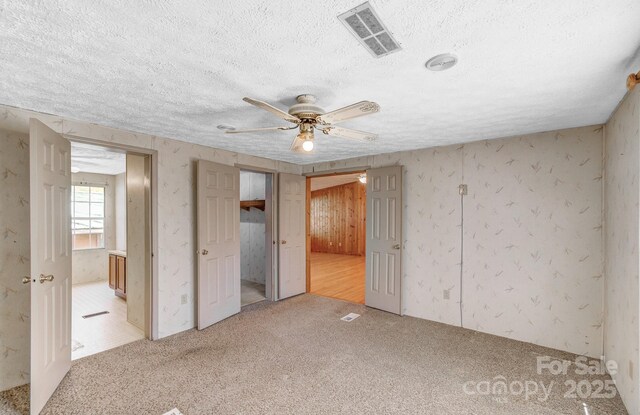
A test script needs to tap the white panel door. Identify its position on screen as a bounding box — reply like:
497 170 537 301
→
197 160 241 330
278 173 306 299
365 166 402 315
29 119 72 415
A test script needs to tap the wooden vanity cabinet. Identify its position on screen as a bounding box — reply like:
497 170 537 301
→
108 253 127 299
108 254 116 289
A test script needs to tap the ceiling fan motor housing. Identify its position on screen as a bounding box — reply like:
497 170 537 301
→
298 122 314 140
288 94 325 119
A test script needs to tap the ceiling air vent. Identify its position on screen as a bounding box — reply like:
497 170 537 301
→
338 2 401 58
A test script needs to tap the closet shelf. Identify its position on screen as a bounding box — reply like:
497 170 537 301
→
240 200 265 211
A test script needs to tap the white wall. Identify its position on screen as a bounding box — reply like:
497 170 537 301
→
71 172 116 285
304 125 604 358
0 104 301 340
240 171 266 284
604 86 640 415
115 172 127 251
0 130 30 391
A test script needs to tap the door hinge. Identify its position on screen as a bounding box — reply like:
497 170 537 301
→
458 184 468 195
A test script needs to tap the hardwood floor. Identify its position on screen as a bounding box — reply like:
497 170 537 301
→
310 252 365 304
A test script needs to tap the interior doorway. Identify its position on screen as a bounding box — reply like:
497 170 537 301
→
306 172 367 304
69 142 151 359
239 169 274 306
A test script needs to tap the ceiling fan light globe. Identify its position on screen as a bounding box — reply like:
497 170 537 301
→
302 140 314 152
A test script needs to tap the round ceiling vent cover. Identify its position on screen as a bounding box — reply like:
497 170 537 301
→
425 53 458 71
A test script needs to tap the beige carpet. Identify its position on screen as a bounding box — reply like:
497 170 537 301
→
0 384 28 415
13 294 629 414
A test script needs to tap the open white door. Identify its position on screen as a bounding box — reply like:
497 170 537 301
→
278 173 306 299
365 166 402 315
29 119 72 415
196 160 241 330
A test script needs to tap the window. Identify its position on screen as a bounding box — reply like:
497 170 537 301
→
71 185 105 250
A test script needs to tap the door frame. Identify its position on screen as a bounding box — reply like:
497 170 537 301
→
64 134 159 340
235 164 279 301
303 168 368 293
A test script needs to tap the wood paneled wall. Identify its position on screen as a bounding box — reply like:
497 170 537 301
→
310 181 366 256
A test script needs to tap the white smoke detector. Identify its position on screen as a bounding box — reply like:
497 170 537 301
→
425 54 458 71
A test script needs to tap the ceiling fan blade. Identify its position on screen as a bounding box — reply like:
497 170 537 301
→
243 97 300 123
316 101 380 125
225 126 297 134
318 126 377 142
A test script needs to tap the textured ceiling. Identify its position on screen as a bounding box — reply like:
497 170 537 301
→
71 141 126 175
1 1 639 164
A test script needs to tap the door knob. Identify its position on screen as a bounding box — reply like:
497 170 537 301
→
392 244 401 250
39 274 54 283
22 276 32 284
201 249 209 255
281 240 287 245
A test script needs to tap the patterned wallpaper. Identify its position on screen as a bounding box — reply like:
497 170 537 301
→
304 125 605 358
1 100 633 401
0 104 301 343
0 130 30 391
462 129 603 357
604 86 640 415
126 154 148 331
71 172 116 285
240 171 266 284
115 173 127 251
401 146 463 327
151 137 298 337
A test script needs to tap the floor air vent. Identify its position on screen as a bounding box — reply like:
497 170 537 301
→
341 313 361 322
338 2 401 58
82 311 109 319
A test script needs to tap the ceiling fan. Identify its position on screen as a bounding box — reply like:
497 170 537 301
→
225 94 380 153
